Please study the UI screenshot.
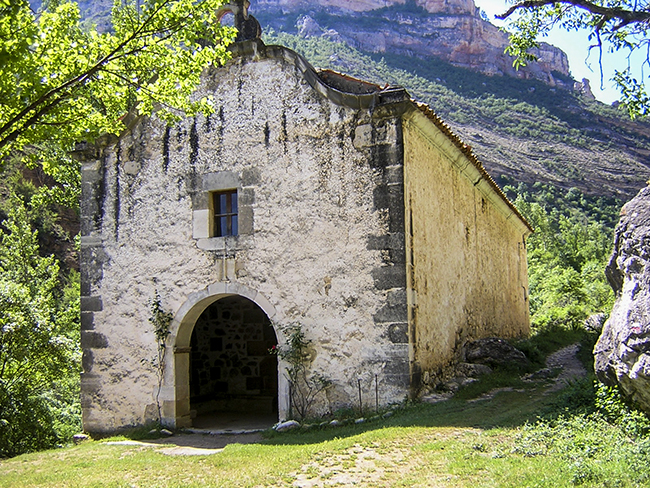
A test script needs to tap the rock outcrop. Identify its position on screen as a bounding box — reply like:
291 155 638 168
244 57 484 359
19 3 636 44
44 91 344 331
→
594 186 650 413
268 0 475 14
255 0 571 86
464 337 530 369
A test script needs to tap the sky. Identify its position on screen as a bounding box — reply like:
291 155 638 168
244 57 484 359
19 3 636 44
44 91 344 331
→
473 0 639 104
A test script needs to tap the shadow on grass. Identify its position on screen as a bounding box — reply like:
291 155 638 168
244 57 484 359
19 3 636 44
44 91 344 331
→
118 332 597 450
259 385 558 447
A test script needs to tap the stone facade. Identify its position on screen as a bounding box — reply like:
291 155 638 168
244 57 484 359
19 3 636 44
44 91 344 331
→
80 39 530 433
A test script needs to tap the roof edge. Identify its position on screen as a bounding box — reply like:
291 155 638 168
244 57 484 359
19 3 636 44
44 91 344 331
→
228 39 410 110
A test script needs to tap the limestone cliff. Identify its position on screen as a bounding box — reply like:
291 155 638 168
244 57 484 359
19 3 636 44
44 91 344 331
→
254 0 571 87
267 0 475 14
35 0 572 88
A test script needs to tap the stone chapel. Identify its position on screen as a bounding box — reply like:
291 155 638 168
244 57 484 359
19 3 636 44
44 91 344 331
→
79 7 531 433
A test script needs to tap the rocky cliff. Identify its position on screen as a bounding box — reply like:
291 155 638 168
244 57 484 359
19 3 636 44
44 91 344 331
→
263 0 476 14
595 186 650 413
253 0 571 88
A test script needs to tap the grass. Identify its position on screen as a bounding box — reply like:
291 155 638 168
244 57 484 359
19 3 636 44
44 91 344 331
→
2 334 648 487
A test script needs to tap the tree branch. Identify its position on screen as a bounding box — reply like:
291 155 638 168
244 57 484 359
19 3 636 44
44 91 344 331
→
0 0 189 151
497 0 650 25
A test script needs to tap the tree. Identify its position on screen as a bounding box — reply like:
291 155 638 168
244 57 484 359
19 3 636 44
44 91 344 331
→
497 0 650 117
0 0 236 205
0 0 235 456
0 193 80 457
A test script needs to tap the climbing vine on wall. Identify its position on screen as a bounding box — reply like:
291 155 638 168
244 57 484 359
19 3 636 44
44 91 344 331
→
272 324 331 420
148 291 174 421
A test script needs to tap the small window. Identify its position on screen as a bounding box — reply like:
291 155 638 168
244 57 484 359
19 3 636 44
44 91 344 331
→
213 190 238 237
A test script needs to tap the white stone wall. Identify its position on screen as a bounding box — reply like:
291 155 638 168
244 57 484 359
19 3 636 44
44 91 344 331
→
81 48 410 432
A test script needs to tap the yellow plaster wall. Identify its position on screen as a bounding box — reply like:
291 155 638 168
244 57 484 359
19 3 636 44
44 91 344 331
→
403 110 530 376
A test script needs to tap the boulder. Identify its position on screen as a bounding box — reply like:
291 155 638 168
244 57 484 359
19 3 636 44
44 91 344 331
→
465 337 529 368
584 313 608 333
455 362 493 378
275 420 300 432
594 186 650 413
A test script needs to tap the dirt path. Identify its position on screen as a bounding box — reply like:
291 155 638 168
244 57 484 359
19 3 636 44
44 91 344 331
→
545 343 588 391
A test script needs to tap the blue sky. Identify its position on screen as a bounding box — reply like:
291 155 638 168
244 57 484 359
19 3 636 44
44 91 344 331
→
474 0 632 104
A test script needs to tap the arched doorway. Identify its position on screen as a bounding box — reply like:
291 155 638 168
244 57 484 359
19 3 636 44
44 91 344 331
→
189 296 278 428
165 283 286 429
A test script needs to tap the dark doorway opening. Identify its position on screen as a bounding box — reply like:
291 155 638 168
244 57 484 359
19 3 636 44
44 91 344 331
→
190 296 278 428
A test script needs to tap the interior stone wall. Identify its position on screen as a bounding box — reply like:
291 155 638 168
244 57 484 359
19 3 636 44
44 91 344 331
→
190 296 277 413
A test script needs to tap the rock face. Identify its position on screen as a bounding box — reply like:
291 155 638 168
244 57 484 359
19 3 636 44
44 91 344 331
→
594 186 650 413
270 0 475 14
254 0 571 86
464 337 530 368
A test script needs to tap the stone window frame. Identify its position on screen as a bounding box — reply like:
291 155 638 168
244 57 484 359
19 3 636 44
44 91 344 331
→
193 171 253 250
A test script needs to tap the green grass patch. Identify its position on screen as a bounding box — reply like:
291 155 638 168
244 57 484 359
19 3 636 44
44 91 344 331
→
2 378 649 487
2 330 648 488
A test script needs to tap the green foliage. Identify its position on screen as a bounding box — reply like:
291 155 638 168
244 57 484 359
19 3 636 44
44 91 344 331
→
273 324 331 420
595 383 650 438
514 413 650 485
0 193 80 457
543 377 598 416
0 0 236 204
147 290 173 421
149 291 173 346
503 182 618 331
513 382 650 486
513 381 650 486
498 0 650 118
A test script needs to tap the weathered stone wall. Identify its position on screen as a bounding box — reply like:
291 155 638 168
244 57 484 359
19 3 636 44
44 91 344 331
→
80 42 410 432
402 108 531 384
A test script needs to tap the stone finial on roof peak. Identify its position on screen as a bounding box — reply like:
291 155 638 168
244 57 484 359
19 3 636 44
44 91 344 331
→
217 0 262 41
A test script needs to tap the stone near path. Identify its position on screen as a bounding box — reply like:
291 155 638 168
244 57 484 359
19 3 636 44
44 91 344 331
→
594 186 650 414
464 337 530 369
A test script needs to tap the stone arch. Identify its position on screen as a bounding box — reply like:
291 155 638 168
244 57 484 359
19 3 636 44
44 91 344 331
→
161 282 287 428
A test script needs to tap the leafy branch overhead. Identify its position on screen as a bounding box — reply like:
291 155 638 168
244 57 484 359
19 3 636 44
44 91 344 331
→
497 0 650 117
0 0 236 201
